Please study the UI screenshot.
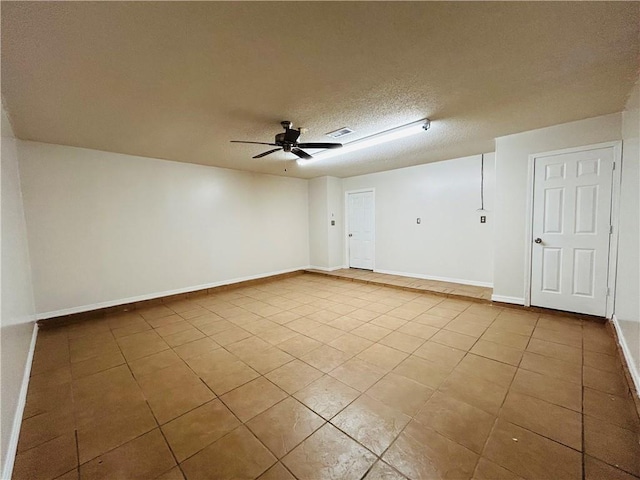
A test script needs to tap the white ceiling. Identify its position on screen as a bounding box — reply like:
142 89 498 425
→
2 2 638 179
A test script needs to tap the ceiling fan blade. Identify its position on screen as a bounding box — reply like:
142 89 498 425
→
252 148 281 159
230 140 279 146
291 148 313 160
296 142 342 149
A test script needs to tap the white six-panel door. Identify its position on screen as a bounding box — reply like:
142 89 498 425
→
347 191 375 270
530 147 614 316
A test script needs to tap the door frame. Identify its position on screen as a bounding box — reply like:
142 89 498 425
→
523 141 623 318
344 188 376 270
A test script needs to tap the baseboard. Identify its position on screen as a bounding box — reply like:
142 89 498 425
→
36 266 308 320
611 314 640 396
491 295 526 305
374 269 493 288
308 265 347 272
2 322 38 480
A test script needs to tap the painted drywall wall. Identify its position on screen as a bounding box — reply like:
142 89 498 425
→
18 141 310 317
326 177 344 269
615 80 640 390
493 113 622 303
308 176 345 270
342 154 495 286
308 177 329 269
1 107 36 478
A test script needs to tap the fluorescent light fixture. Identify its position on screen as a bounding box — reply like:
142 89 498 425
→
298 118 430 165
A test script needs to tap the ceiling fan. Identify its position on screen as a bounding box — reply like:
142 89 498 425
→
231 121 342 160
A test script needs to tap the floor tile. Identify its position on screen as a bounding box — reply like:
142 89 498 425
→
247 397 325 458
363 461 408 480
180 426 276 480
161 399 240 462
454 354 516 387
282 423 376 480
257 462 296 480
583 387 640 432
329 358 386 392
519 351 582 385
17 409 75 453
483 419 582 480
172 337 219 360
156 466 185 480
366 372 433 416
470 340 523 366
379 331 425 353
328 333 373 356
265 359 324 394
472 458 525 480
234 346 294 374
439 370 508 415
532 326 582 348
12 433 78 480
77 402 157 463
383 420 479 480
70 351 125 379
431 329 478 351
146 381 215 424
220 377 287 422
584 415 640 477
357 344 408 371
277 334 322 357
79 429 175 480
583 365 630 396
129 349 184 378
293 375 360 420
444 318 488 337
352 323 393 342
499 391 582 450
480 329 530 350
584 454 639 480
526 338 582 365
415 391 495 454
412 341 465 371
332 395 410 455
510 368 581 412
392 355 450 389
301 345 351 373
396 322 439 341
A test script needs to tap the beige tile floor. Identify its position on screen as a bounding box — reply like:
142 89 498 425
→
306 268 493 301
13 273 640 480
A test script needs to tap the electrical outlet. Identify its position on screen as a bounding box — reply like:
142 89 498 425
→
331 220 335 226
480 216 486 223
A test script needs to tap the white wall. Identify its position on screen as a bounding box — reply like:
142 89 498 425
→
342 154 495 286
1 108 36 478
615 81 640 391
493 114 622 303
18 141 310 317
308 177 329 268
308 176 344 270
326 177 344 268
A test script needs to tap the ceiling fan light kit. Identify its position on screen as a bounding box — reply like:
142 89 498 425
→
297 118 431 165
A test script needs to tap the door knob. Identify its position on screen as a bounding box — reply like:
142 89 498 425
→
534 238 542 244
349 234 353 237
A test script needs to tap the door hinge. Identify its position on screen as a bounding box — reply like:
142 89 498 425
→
613 162 616 170
607 287 611 297
610 225 613 234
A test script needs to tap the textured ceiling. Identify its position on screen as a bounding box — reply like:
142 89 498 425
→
2 2 638 179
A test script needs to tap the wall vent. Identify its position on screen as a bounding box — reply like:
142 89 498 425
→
326 127 355 139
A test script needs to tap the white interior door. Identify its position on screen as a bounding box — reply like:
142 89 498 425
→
348 191 375 270
530 146 614 316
